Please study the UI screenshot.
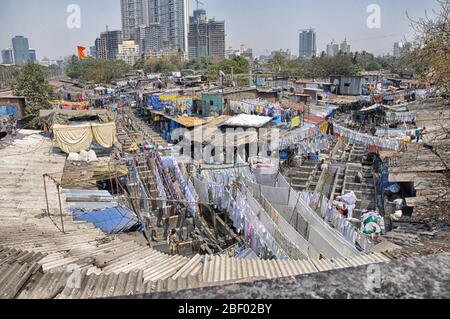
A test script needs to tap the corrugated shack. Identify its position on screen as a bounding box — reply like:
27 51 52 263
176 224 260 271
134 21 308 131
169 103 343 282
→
330 75 363 96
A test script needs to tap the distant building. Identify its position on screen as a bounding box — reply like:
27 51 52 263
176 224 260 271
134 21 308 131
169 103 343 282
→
121 0 145 41
226 45 253 61
393 41 412 57
95 30 123 60
1 48 14 65
340 39 351 54
188 9 225 60
326 41 339 57
147 0 189 54
207 19 226 59
28 49 37 63
95 38 108 60
393 42 402 57
143 23 166 53
117 40 140 65
89 46 97 59
298 29 316 58
188 9 209 59
144 49 181 60
12 36 30 65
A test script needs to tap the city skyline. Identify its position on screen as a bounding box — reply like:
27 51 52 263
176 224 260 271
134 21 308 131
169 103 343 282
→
0 0 440 61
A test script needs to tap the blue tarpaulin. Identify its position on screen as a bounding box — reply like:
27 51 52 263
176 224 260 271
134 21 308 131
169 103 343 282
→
151 95 166 110
0 106 18 119
72 206 143 234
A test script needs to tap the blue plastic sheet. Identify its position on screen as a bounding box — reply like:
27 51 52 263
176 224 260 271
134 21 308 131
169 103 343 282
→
151 95 166 110
0 106 18 119
72 206 143 234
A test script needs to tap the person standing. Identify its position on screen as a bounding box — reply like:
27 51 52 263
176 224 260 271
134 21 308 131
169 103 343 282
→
168 229 180 255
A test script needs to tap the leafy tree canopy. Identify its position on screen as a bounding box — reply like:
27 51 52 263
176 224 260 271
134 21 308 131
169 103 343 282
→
12 63 55 128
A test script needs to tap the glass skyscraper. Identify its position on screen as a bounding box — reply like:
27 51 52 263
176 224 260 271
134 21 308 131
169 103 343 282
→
298 29 317 58
12 36 30 65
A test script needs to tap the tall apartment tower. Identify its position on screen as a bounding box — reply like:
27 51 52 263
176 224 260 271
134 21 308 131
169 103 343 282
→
298 29 316 58
147 0 189 53
188 9 208 59
340 39 351 54
12 36 30 65
188 9 225 60
95 30 123 60
1 48 14 65
121 0 145 41
207 19 225 59
28 49 37 63
326 41 339 57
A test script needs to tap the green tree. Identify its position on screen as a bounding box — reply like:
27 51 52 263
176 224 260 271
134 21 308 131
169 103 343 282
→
206 56 250 80
12 63 55 128
184 56 213 70
406 0 450 93
65 58 131 83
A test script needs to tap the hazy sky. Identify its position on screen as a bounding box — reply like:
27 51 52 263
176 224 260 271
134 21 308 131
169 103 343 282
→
0 0 439 60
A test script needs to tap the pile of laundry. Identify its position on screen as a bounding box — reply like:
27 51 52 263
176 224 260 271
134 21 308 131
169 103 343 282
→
67 149 99 162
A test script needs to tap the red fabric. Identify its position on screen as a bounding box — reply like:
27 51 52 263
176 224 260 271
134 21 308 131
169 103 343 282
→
368 145 382 154
304 114 324 125
77 46 88 59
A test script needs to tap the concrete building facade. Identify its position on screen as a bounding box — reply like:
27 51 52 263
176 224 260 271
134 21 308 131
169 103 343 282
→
147 0 189 54
299 29 316 58
95 30 123 60
1 49 14 65
188 9 225 60
117 40 141 65
121 0 146 41
12 36 30 65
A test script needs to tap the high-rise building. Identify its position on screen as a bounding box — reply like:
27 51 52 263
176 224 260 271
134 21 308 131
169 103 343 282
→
12 36 30 65
121 0 145 41
188 9 225 59
146 23 166 53
117 40 140 65
340 39 351 54
207 19 225 59
28 49 37 63
136 23 166 54
393 41 412 57
326 41 339 57
95 38 108 60
1 48 14 65
393 42 402 57
121 0 189 54
147 0 189 53
298 29 316 58
188 9 208 59
89 46 97 59
95 30 123 60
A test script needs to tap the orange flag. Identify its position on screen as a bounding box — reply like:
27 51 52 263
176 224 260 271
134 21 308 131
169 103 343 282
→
77 46 88 59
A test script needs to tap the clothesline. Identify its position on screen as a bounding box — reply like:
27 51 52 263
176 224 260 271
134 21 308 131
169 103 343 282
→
385 111 417 124
333 122 403 151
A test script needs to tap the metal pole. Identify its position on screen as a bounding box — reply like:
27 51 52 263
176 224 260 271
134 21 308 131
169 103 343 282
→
57 185 65 234
43 175 50 217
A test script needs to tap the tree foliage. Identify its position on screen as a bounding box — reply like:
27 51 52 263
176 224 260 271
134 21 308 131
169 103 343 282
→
184 56 214 71
268 53 367 78
406 0 450 93
205 56 250 79
12 63 55 128
65 56 131 83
